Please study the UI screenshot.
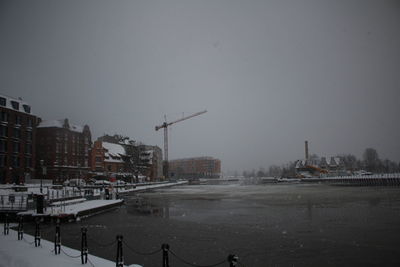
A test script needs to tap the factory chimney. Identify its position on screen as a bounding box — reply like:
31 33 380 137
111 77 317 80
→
305 140 309 161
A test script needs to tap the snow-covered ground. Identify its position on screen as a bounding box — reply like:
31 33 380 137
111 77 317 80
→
0 229 141 267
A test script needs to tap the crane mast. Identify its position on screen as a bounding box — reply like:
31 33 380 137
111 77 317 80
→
155 110 207 180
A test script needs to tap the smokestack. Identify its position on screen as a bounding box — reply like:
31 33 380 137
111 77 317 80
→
305 140 309 160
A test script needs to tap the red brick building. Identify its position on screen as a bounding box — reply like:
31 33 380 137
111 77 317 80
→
36 118 91 184
90 140 125 175
0 94 38 184
169 157 221 179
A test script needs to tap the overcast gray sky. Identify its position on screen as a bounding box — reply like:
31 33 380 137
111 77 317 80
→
1 0 399 172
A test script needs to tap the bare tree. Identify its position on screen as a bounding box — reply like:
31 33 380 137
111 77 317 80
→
363 148 380 173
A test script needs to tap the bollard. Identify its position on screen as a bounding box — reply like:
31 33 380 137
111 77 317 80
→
116 235 124 267
3 214 9 235
228 254 238 267
34 218 41 247
81 227 88 264
161 243 170 267
17 216 23 240
54 218 61 254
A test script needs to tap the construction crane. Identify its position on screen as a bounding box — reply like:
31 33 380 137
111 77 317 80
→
155 110 207 180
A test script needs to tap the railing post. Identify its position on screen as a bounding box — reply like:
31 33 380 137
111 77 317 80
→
161 243 170 267
17 215 23 240
228 254 238 267
54 218 61 254
34 217 41 247
81 227 88 264
3 213 9 235
116 235 124 267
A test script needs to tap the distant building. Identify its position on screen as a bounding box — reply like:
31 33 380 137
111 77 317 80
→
91 136 163 182
0 94 38 184
295 141 345 177
36 118 91 184
90 140 125 175
139 145 163 181
169 157 221 179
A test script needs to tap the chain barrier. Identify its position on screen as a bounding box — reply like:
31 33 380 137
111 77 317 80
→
61 247 81 258
23 236 36 245
169 248 228 267
87 256 96 267
122 240 162 256
88 235 117 247
3 219 243 267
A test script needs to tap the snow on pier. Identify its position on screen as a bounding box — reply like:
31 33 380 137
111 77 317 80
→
0 229 141 267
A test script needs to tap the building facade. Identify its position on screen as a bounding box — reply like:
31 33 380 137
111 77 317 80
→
0 94 38 184
140 145 163 181
169 157 221 179
90 140 125 176
36 118 91 184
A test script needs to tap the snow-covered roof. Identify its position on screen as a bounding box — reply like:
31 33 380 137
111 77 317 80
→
38 119 84 133
103 142 125 163
0 94 33 115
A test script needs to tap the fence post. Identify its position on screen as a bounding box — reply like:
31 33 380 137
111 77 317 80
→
161 243 170 267
34 218 41 247
17 216 23 240
116 235 124 267
3 213 9 235
54 218 61 254
228 254 238 267
81 227 88 264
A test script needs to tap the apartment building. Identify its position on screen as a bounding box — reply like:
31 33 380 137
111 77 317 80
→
0 94 38 184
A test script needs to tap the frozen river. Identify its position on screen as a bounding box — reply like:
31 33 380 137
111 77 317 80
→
38 183 400 266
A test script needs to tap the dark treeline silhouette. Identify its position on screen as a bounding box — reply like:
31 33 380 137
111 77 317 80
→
239 148 400 178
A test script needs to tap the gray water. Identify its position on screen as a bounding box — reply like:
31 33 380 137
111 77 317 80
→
40 184 400 266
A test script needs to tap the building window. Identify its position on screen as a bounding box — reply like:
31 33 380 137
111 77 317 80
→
0 140 7 152
27 118 33 127
12 156 20 167
13 128 21 139
107 165 112 171
22 104 31 114
15 115 21 125
0 125 7 137
25 157 32 168
26 131 32 141
13 142 20 153
0 112 8 122
25 143 32 155
11 101 19 110
95 157 102 163
0 155 7 167
0 97 6 107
